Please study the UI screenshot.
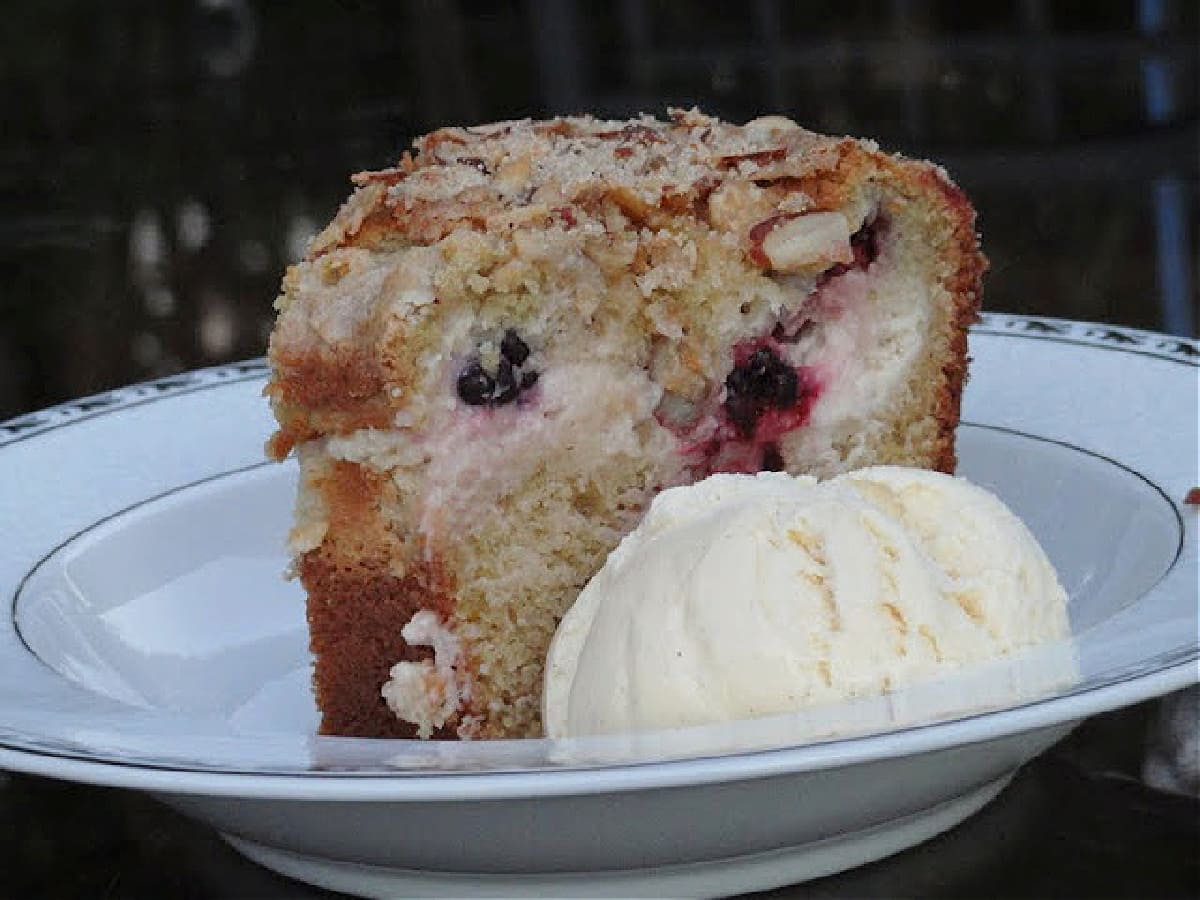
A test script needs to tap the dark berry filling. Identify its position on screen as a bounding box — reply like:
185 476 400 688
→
669 218 888 475
500 329 530 366
456 330 538 407
456 362 497 406
456 362 499 408
761 444 785 471
492 357 521 404
676 338 821 477
724 347 799 438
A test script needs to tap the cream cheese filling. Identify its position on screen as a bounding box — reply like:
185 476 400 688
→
381 611 468 737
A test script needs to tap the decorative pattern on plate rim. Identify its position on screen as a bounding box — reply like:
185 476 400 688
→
1 316 1195 446
975 313 1199 365
0 360 270 446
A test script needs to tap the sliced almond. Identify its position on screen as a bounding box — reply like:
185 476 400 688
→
751 211 854 273
744 115 802 133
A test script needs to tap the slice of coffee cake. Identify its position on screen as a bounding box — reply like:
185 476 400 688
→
266 109 985 739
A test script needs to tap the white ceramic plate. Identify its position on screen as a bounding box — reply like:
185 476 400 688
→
2 314 1197 898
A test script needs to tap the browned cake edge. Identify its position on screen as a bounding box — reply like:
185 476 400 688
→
293 458 459 737
902 159 987 474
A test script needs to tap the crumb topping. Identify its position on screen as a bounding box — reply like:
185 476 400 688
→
308 109 858 257
268 110 921 453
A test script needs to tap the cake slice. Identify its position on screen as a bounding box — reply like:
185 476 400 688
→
265 109 985 739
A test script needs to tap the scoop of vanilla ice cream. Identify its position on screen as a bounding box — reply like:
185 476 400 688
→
542 467 1070 739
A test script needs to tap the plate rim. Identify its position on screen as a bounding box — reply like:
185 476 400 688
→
0 659 1191 800
1 314 1196 799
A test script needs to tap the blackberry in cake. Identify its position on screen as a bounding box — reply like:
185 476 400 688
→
265 109 986 739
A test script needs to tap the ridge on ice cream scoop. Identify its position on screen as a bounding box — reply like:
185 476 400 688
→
543 466 1071 739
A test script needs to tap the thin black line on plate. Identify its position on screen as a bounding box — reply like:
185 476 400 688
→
1 423 1194 779
8 460 277 668
960 422 1188 579
0 644 1195 781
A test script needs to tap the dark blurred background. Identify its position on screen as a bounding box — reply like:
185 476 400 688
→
1 0 1197 421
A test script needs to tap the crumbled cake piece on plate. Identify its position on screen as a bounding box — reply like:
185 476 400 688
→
266 109 986 739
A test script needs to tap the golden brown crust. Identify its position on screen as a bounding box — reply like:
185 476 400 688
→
265 351 393 460
916 165 988 473
301 551 459 738
298 459 461 737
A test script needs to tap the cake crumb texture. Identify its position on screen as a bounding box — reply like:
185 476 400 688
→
266 109 985 739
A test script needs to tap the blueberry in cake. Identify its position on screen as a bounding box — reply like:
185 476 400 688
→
265 109 986 739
